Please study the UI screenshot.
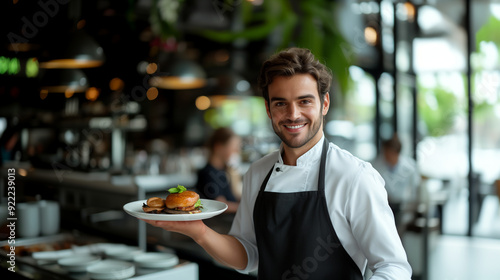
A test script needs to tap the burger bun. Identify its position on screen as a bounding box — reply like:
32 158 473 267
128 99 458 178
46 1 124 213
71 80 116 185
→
165 190 200 209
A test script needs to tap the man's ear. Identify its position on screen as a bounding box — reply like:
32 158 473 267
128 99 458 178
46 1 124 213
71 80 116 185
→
322 92 330 116
265 101 272 119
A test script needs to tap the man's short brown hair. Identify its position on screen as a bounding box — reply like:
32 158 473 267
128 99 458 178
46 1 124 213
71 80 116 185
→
257 47 333 103
382 133 402 154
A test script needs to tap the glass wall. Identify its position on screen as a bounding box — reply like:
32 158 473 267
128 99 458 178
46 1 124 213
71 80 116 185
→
326 66 377 162
470 1 500 238
409 1 500 238
416 72 469 235
412 1 470 235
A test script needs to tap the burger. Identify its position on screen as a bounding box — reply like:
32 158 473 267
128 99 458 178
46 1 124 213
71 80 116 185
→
142 197 165 213
164 185 203 214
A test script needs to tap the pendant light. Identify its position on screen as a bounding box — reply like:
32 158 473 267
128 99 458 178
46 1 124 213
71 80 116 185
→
211 71 252 98
148 42 206 90
38 0 105 69
149 57 206 90
39 68 88 94
39 29 105 69
195 70 252 109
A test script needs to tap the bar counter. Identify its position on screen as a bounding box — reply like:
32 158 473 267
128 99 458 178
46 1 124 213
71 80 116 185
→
0 164 256 280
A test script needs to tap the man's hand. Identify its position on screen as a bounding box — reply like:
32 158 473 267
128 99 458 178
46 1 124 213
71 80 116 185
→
140 219 207 241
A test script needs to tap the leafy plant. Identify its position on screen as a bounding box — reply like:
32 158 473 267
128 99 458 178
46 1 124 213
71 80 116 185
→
150 0 353 95
475 15 500 63
417 84 460 137
150 0 186 39
472 15 500 121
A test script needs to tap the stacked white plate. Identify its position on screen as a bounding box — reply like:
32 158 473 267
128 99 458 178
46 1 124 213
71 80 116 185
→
133 252 179 268
87 260 135 280
103 245 143 261
57 255 101 272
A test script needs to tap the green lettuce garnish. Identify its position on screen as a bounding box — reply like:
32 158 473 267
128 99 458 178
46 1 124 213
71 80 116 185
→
194 199 203 209
168 185 187 194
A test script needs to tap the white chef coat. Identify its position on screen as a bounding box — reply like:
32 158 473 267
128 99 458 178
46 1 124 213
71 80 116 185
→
229 136 412 279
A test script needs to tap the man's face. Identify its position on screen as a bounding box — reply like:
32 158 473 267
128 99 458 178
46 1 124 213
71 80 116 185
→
265 74 330 151
382 148 399 167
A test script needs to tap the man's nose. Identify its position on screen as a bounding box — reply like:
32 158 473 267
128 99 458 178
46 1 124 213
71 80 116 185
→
287 103 301 119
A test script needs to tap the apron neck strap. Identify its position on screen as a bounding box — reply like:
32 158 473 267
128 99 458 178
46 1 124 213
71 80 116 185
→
318 138 329 195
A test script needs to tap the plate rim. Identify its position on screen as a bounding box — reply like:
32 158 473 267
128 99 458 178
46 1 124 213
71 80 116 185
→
57 254 101 266
123 198 228 221
133 252 179 268
58 254 102 272
87 259 134 274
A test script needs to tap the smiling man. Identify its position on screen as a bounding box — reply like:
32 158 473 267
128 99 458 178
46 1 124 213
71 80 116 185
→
266 73 329 163
141 48 412 280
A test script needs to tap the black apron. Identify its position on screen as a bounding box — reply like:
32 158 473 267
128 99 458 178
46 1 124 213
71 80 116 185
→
253 139 363 280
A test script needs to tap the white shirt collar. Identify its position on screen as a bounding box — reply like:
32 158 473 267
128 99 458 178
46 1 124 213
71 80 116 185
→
277 135 325 167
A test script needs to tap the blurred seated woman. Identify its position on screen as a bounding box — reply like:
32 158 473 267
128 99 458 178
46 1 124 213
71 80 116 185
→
195 127 241 213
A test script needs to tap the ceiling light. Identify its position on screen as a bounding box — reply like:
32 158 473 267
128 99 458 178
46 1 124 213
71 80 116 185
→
149 52 206 90
364 26 378 46
195 95 211 110
39 29 105 69
205 69 253 98
40 68 89 93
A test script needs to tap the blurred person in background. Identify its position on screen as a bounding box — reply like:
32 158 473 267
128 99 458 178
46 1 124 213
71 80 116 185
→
195 127 241 213
371 133 421 228
0 122 21 166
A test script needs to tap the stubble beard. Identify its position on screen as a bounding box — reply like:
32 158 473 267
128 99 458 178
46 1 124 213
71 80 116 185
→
272 112 324 149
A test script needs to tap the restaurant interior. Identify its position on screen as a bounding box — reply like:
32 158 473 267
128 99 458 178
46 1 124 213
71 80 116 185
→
1 0 500 279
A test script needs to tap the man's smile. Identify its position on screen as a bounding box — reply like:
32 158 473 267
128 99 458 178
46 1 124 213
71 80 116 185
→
283 123 307 132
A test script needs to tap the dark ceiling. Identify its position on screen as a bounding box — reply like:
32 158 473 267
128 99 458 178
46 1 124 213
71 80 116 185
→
0 0 267 113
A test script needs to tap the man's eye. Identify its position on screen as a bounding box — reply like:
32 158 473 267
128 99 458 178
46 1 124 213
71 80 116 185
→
275 102 285 107
301 99 312 104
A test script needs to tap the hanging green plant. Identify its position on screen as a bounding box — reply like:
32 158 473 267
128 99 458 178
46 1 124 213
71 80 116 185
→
146 0 354 95
150 0 185 39
194 0 353 95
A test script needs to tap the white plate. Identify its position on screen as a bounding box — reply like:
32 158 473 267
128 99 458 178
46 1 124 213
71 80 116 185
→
87 260 135 280
104 245 143 261
57 254 101 272
123 199 228 221
133 252 179 268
